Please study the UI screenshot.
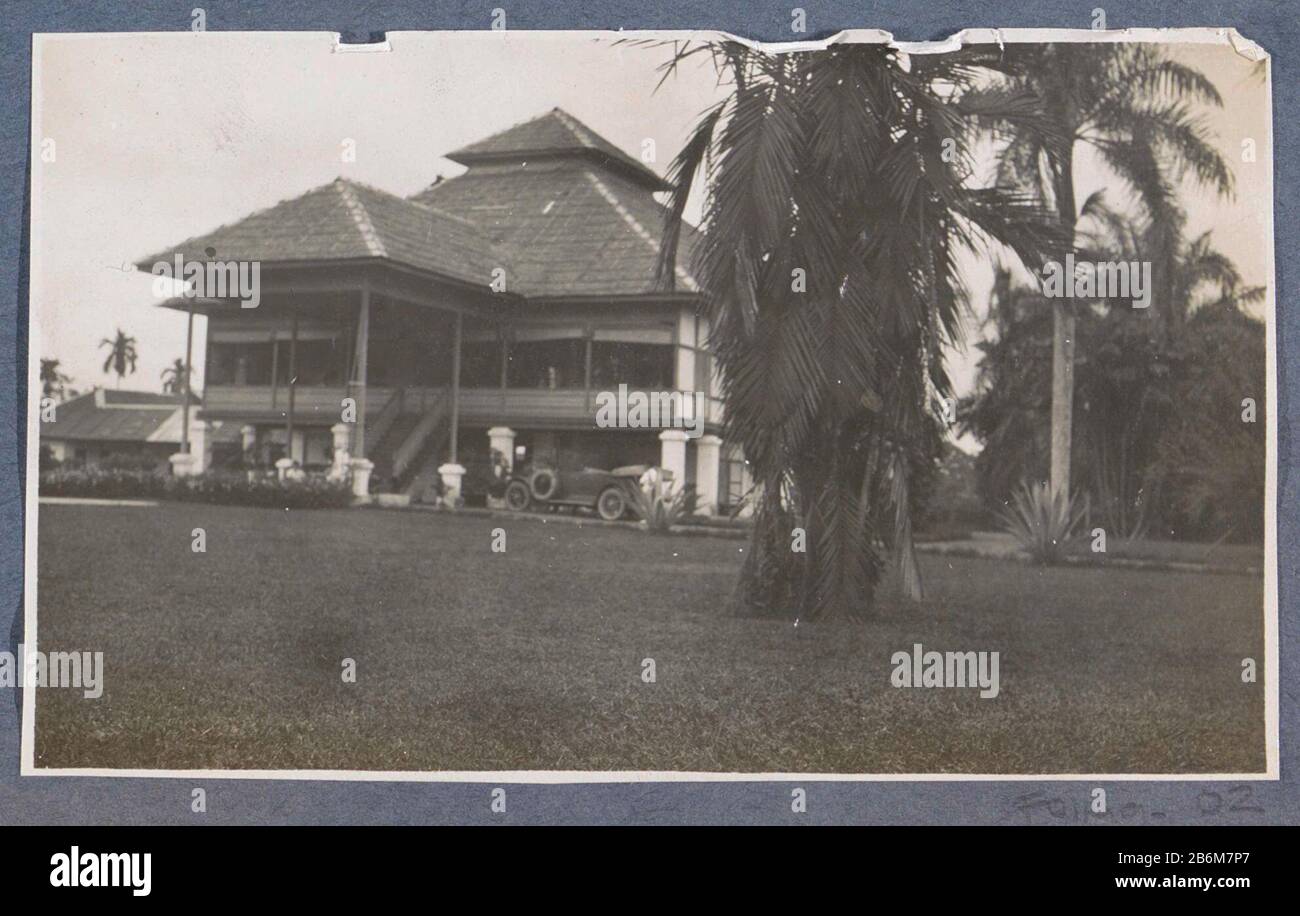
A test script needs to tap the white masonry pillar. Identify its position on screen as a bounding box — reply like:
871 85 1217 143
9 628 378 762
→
350 457 374 502
694 434 722 515
330 422 352 481
658 430 689 496
488 426 516 471
438 462 466 508
171 417 211 477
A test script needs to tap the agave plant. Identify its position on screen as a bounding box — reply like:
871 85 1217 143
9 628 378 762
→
997 480 1085 564
627 472 696 533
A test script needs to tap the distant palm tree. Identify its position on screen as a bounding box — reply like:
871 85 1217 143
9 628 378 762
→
653 41 1060 620
160 357 195 395
963 202 1262 537
39 358 73 400
99 329 139 388
967 43 1234 502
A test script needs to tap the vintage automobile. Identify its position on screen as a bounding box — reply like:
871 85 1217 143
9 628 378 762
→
503 464 649 520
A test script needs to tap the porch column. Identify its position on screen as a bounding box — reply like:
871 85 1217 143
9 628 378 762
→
347 284 374 502
284 307 298 459
180 296 196 453
498 329 509 412
170 295 198 475
694 434 722 515
353 283 371 457
449 311 462 463
658 430 688 495
437 312 466 509
269 331 280 411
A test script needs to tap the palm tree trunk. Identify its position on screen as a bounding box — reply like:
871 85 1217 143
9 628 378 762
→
1050 152 1078 500
1050 304 1075 498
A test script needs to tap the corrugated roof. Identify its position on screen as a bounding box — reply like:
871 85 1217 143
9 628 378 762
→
41 390 185 444
136 179 509 289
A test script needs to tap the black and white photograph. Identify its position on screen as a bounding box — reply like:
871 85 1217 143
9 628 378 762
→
23 26 1276 783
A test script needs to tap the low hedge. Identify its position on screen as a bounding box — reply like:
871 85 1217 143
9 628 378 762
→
39 467 352 509
40 467 173 501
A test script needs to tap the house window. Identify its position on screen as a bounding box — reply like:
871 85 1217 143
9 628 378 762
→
589 326 674 390
288 339 346 387
507 332 585 389
590 342 673 390
208 342 274 385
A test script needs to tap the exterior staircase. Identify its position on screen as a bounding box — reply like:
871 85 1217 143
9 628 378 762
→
365 388 451 495
403 426 452 503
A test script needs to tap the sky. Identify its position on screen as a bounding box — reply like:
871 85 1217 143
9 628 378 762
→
31 31 1271 432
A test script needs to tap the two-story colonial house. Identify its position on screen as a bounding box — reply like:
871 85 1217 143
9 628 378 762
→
138 108 747 513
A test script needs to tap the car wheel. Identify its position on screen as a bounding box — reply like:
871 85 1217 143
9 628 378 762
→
530 468 559 501
597 486 627 521
504 480 531 511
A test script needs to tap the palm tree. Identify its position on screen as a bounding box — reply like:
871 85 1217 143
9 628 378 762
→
160 357 195 395
969 43 1234 501
652 42 1060 620
99 329 139 388
963 201 1262 537
39 358 73 400
959 266 1055 509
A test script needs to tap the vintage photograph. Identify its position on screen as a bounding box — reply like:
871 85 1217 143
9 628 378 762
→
24 29 1275 778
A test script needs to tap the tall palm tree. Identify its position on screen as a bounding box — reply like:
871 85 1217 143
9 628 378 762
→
963 200 1261 536
99 328 139 388
959 265 1055 508
160 357 195 395
652 42 1060 620
39 358 73 400
969 43 1234 501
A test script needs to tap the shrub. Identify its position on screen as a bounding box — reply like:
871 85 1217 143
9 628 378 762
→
40 467 172 500
39 467 352 509
997 479 1085 564
174 471 353 509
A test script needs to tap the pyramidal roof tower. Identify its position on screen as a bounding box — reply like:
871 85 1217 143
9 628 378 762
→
442 107 669 191
412 107 697 297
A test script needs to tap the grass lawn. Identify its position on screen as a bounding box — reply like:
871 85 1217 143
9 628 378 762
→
34 502 1266 774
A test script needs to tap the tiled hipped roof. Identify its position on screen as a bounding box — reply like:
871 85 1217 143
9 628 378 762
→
138 108 700 300
137 180 506 288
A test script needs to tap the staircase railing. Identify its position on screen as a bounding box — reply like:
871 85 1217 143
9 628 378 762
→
364 388 404 458
391 389 449 483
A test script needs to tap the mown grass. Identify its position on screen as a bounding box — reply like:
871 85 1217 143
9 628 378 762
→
34 503 1266 774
